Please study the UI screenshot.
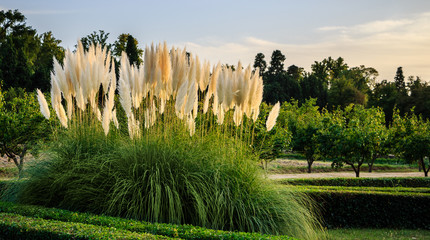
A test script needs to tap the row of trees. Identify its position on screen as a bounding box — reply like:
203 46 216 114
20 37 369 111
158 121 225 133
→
265 99 429 177
254 52 429 124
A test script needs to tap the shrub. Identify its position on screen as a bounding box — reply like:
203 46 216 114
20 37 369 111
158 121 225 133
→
279 177 430 188
0 212 170 239
0 201 297 240
306 190 430 229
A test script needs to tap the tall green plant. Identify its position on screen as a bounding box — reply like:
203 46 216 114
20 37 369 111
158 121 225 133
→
14 41 325 239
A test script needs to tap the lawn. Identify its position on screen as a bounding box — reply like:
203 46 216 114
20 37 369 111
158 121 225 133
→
328 228 430 240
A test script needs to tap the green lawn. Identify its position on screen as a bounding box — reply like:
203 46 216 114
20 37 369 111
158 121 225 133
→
328 228 430 240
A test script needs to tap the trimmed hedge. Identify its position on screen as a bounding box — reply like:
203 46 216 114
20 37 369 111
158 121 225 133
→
278 177 430 188
0 202 296 240
289 184 430 194
307 190 430 229
0 212 171 239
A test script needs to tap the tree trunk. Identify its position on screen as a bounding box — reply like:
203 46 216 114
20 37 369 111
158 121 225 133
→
307 158 313 173
420 157 429 177
349 164 360 177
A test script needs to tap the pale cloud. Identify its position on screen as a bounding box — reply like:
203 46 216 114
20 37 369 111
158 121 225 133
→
317 26 348 32
179 12 430 82
21 9 79 15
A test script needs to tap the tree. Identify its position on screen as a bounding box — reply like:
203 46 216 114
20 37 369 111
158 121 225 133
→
317 105 386 177
368 80 398 125
32 31 65 91
394 67 406 94
0 88 52 176
253 102 291 170
125 35 143 66
113 33 143 65
300 73 328 108
267 50 286 75
0 10 64 91
390 112 430 176
79 30 111 52
253 53 266 76
291 99 322 173
0 9 34 40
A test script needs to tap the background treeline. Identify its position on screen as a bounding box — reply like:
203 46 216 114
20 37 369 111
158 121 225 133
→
1 9 429 126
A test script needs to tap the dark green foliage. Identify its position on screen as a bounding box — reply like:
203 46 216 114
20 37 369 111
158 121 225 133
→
253 53 267 76
0 88 53 175
307 190 430 229
0 201 297 240
0 10 64 91
79 30 111 52
0 212 169 240
278 177 430 188
268 50 286 75
125 34 143 66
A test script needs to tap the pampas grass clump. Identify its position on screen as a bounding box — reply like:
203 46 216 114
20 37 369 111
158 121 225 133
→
18 41 326 239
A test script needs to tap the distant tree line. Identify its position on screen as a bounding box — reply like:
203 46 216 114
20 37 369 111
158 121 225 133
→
254 51 430 123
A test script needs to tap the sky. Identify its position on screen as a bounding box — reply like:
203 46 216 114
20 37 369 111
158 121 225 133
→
2 0 430 82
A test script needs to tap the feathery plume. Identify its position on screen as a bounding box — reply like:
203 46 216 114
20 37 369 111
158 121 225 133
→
266 102 280 131
36 89 50 120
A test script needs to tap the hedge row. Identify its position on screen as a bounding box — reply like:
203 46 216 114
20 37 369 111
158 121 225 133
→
286 185 430 196
0 212 171 239
306 189 430 229
278 177 430 187
0 201 295 240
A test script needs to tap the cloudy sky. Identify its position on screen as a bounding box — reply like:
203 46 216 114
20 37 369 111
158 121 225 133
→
2 0 430 81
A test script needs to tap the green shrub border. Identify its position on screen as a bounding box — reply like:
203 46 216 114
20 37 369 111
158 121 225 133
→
278 177 430 188
0 201 296 240
306 190 430 229
0 212 171 239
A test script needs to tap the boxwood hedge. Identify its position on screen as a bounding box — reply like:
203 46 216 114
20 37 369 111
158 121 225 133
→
0 201 296 240
278 177 430 188
0 212 171 239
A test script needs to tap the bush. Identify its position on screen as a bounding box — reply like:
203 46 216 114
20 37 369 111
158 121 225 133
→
278 177 430 188
306 190 430 229
0 201 297 240
7 124 323 239
0 212 170 239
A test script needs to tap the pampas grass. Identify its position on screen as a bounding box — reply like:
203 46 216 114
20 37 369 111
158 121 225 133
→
266 101 280 131
28 40 325 239
36 89 50 120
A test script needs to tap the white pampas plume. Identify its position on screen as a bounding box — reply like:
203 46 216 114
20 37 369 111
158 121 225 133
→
203 91 211 114
266 102 280 131
175 80 188 113
36 89 50 119
188 115 195 136
119 77 132 118
184 80 197 115
102 102 111 135
112 109 119 129
233 106 243 126
58 103 68 128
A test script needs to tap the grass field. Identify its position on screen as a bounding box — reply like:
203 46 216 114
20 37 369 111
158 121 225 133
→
328 228 430 240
